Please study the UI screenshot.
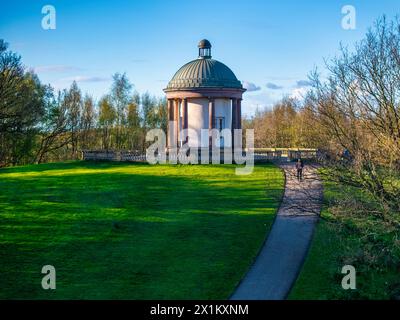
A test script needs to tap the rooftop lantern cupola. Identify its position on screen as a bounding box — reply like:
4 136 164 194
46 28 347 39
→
198 39 212 59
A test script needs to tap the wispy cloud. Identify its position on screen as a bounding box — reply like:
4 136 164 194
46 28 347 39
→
33 65 82 73
266 82 283 90
295 80 312 88
265 76 299 81
243 81 261 92
60 76 111 83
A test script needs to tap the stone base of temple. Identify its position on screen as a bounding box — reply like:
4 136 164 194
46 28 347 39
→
166 147 248 164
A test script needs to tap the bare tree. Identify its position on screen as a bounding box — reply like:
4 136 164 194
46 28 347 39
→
35 90 71 163
308 16 400 214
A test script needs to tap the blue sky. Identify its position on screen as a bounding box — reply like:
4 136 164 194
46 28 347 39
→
1 0 399 116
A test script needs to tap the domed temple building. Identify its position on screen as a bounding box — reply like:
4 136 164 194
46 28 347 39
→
164 39 246 149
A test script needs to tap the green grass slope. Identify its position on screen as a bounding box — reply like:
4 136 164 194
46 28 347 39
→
289 177 400 300
0 161 284 299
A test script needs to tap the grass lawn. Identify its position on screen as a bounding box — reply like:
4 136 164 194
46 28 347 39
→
289 175 400 300
0 161 284 299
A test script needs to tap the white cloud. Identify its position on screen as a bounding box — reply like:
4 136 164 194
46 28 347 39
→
242 91 277 117
266 82 283 90
243 81 261 92
60 76 111 83
295 80 312 88
290 87 308 100
33 65 82 73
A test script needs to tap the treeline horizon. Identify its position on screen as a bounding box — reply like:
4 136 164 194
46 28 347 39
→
0 38 168 166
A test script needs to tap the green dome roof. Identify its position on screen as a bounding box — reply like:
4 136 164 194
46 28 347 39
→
166 58 243 90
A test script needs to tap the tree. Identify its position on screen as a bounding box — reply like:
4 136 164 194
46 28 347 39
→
64 81 82 158
308 16 400 214
140 93 167 150
81 94 96 150
35 89 71 164
0 40 46 166
98 95 116 150
126 99 141 150
252 97 298 148
110 73 132 149
157 97 168 134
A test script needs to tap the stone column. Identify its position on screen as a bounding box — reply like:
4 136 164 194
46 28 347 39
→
231 98 237 148
209 98 215 148
182 98 188 143
237 98 242 130
167 99 174 148
174 99 180 148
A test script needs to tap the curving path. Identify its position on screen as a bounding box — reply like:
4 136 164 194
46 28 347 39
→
230 162 322 300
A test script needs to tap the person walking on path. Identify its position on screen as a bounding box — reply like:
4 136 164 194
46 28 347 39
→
296 158 304 181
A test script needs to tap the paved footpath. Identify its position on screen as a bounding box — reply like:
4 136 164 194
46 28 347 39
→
230 162 322 300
